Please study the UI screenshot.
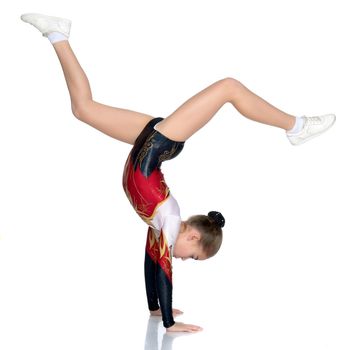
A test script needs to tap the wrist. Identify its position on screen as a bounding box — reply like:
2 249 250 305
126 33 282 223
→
164 319 175 328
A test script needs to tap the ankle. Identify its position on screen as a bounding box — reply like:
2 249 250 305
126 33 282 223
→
284 116 297 131
286 116 305 134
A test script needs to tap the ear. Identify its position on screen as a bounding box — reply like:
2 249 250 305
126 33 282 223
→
188 228 201 241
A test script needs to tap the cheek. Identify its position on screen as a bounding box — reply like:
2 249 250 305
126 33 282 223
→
174 241 190 257
177 243 188 255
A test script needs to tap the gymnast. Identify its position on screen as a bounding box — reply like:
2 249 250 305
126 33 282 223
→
20 13 336 333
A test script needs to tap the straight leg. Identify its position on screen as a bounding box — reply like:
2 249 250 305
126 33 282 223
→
52 41 154 145
155 78 296 142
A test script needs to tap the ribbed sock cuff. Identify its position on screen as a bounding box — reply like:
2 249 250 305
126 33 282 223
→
47 31 68 44
287 116 305 134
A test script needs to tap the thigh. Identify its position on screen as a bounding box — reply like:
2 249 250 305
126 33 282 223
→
77 100 155 145
154 78 230 142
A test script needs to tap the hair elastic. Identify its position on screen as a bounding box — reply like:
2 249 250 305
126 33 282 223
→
208 211 225 228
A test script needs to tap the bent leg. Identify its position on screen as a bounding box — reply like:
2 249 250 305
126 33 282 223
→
155 78 296 142
52 41 153 145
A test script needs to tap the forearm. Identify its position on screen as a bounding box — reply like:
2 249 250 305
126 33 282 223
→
144 249 160 311
144 227 161 311
156 230 175 328
156 263 175 328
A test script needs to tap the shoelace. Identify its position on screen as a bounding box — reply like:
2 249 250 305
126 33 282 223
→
305 116 322 125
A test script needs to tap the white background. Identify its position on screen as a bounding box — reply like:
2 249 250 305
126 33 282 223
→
1 0 349 349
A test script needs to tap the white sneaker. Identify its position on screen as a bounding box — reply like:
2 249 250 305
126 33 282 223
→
20 13 71 38
286 114 336 146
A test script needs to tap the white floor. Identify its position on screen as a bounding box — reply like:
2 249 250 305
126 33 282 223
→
1 0 350 349
1 228 349 350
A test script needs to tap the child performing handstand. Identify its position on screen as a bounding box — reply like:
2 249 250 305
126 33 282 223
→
21 13 336 333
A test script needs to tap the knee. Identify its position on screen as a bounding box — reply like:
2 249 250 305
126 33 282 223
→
221 77 242 90
220 77 243 98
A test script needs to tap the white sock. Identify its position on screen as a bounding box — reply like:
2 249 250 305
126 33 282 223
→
47 32 68 44
287 116 305 134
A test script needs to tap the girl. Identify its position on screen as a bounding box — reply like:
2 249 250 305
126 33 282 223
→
20 13 336 333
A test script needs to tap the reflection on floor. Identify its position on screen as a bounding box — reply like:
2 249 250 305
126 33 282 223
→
144 316 193 350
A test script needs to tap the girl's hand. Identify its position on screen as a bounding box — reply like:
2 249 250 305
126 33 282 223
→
150 308 183 317
166 322 203 333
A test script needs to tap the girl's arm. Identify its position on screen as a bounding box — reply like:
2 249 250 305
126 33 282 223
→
145 227 202 332
155 229 175 328
145 227 175 328
144 232 160 312
156 230 202 332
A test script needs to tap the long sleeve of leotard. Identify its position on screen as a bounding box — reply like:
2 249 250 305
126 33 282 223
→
144 227 160 311
144 227 175 328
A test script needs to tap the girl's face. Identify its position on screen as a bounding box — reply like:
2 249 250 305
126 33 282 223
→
173 224 207 261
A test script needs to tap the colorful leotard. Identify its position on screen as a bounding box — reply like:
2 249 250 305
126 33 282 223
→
122 117 185 328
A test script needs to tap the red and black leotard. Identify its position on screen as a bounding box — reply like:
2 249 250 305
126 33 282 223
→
122 117 185 328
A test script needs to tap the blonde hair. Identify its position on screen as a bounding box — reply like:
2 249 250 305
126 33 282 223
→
184 211 224 258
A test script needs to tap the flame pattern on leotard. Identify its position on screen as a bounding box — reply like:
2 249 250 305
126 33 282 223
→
146 226 172 282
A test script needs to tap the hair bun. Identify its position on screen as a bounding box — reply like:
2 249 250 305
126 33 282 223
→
208 211 225 228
